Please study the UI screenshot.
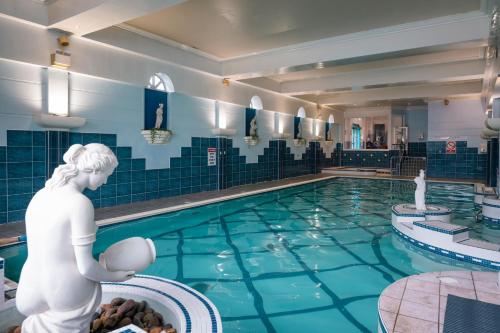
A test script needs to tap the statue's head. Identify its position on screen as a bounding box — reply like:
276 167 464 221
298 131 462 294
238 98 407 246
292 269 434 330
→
419 169 425 177
159 103 163 108
46 143 118 190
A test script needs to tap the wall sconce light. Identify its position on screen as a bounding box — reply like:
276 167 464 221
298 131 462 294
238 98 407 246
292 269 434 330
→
314 121 321 137
33 68 86 129
222 78 230 87
272 112 289 139
48 68 69 116
212 100 235 136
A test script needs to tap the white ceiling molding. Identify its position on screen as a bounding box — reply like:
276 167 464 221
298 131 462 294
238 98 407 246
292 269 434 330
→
48 0 187 36
318 81 482 105
281 60 485 95
221 12 490 80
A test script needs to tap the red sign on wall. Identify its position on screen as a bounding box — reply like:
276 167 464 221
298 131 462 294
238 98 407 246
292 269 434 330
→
208 148 217 166
446 140 456 154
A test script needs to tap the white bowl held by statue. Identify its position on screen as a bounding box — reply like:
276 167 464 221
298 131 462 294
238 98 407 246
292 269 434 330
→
99 237 156 272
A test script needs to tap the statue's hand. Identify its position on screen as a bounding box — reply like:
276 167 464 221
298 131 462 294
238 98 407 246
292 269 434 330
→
109 270 135 282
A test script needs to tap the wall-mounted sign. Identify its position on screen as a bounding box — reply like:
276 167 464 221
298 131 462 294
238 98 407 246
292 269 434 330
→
446 140 456 154
208 148 217 166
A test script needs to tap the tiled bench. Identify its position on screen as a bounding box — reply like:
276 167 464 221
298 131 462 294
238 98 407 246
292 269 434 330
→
414 220 469 235
458 239 500 251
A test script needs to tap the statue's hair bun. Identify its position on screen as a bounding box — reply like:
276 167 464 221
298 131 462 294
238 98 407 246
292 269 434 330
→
63 144 85 165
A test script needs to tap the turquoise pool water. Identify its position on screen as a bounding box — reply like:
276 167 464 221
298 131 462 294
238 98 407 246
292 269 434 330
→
0 178 496 332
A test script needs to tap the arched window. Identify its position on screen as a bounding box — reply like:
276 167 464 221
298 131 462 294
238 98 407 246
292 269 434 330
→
328 114 335 124
250 95 263 110
147 72 175 92
297 107 306 118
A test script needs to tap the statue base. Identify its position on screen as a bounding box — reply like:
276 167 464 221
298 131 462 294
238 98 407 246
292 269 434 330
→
244 136 258 145
293 138 306 146
141 129 172 144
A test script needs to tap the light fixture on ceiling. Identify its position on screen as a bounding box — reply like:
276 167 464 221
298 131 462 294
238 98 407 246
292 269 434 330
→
222 78 230 87
444 99 450 106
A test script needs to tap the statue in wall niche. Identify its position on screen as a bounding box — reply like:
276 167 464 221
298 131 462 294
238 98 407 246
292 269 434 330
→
154 103 164 129
414 169 427 211
16 143 156 333
327 125 334 141
249 115 257 137
297 119 303 139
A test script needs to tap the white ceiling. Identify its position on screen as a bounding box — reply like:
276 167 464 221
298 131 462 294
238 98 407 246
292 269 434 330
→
1 0 492 109
126 0 481 59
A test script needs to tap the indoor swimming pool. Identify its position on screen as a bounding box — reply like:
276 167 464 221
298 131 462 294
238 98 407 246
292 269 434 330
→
0 178 495 333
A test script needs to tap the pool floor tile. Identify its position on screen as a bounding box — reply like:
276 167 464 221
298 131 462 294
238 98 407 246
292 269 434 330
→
253 275 331 313
183 254 243 280
204 281 259 318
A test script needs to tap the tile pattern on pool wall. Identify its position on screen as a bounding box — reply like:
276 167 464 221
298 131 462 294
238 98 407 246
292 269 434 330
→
407 142 427 157
339 149 399 168
0 130 328 223
426 141 486 180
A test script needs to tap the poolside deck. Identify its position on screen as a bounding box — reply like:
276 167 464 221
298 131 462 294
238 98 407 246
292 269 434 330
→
378 271 500 333
0 174 332 238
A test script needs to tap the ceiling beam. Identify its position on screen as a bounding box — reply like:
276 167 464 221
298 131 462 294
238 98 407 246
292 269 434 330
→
48 0 186 36
281 59 485 95
270 48 484 82
222 12 489 80
318 81 482 105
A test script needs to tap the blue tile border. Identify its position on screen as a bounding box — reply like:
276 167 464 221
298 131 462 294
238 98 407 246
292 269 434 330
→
483 216 500 230
392 226 500 270
413 222 469 235
135 275 220 333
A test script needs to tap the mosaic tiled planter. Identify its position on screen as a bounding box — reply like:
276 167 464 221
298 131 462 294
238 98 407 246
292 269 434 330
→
0 275 222 333
102 275 222 333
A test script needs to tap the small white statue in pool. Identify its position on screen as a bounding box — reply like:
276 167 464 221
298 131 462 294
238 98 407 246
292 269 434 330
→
249 115 257 137
414 169 427 211
154 103 164 129
16 144 155 333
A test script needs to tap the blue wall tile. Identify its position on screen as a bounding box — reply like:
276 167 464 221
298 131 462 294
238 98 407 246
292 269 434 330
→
7 162 31 179
7 131 32 147
116 147 132 159
8 178 32 195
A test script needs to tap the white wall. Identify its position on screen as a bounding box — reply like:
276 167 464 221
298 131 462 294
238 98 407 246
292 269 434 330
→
428 98 485 147
405 106 428 142
0 58 339 168
0 13 343 123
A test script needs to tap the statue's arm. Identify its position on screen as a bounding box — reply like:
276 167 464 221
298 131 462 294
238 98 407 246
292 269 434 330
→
73 245 134 282
71 198 134 282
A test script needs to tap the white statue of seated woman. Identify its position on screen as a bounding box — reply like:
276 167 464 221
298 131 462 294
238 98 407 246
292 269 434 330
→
16 144 134 333
414 169 427 211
